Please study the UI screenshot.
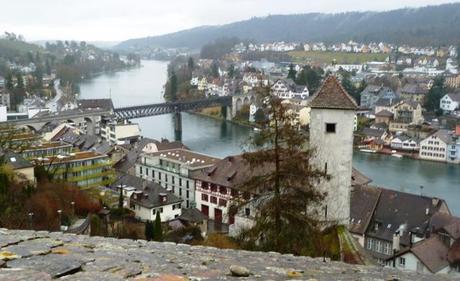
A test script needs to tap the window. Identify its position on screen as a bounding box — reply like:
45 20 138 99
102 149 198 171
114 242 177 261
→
160 208 163 213
179 188 182 196
202 182 209 189
326 123 336 133
219 186 227 194
146 168 149 176
399 257 406 267
210 196 217 204
245 208 250 217
179 178 182 186
186 181 190 189
219 199 227 206
159 172 162 180
211 184 217 192
201 194 208 201
186 190 189 199
139 166 143 175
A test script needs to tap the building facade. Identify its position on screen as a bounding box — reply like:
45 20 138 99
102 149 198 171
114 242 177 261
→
309 76 358 224
136 149 218 208
36 151 114 188
419 130 456 163
440 93 460 113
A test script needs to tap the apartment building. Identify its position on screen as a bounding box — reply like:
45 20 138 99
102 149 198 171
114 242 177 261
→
136 148 219 208
36 151 114 188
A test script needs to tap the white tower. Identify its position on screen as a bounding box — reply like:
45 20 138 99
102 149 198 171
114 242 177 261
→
309 76 358 225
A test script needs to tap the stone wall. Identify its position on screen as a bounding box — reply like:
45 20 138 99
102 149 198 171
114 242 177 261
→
0 229 453 280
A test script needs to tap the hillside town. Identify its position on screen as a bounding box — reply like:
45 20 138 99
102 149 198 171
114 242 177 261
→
2 2 460 280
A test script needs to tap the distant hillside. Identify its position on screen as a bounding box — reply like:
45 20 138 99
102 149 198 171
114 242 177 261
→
115 3 460 51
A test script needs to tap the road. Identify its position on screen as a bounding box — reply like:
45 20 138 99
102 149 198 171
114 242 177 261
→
46 79 62 112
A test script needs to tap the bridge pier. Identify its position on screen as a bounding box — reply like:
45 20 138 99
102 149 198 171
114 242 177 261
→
221 106 232 121
174 112 182 141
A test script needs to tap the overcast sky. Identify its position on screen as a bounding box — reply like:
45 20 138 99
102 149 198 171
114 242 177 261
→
0 0 458 42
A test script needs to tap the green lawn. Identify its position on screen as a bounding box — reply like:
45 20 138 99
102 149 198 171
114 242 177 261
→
289 51 388 64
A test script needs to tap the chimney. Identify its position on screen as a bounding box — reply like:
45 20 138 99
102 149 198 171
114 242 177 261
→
159 193 167 203
392 232 400 252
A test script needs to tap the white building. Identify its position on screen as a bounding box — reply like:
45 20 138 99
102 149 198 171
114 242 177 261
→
136 148 219 208
100 120 141 145
419 130 455 162
390 135 419 151
440 93 460 113
309 76 358 224
271 79 309 100
118 173 183 222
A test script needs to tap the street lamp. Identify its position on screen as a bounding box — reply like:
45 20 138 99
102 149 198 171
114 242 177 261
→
71 201 75 217
28 212 34 230
57 209 62 231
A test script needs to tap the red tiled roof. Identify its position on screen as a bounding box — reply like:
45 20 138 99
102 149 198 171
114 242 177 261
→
309 76 358 110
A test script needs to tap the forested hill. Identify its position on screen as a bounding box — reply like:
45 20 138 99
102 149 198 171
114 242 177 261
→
115 3 460 50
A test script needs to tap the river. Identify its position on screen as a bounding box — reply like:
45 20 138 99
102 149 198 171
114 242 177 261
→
79 60 460 214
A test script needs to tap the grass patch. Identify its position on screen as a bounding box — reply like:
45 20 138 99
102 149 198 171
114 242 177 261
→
289 51 388 64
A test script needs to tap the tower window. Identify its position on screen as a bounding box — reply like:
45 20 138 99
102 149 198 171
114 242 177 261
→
326 123 336 133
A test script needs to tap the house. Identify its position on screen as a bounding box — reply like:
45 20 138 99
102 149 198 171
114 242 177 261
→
349 185 451 264
361 127 388 150
0 89 11 110
389 101 424 132
374 97 402 115
387 235 451 274
385 212 460 275
136 148 219 209
360 85 397 109
19 141 73 160
128 180 183 222
2 152 36 185
400 84 429 103
390 134 420 151
419 129 458 163
100 119 141 145
375 110 393 125
445 74 460 89
271 79 309 100
440 93 460 113
192 155 262 225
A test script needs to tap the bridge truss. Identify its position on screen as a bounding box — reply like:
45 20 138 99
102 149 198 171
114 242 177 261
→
114 96 232 119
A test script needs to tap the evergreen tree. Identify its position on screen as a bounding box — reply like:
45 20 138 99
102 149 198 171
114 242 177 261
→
169 71 178 102
296 66 323 93
16 73 24 89
90 214 103 236
287 64 297 80
227 64 235 78
425 76 447 114
5 73 14 89
118 186 124 211
234 87 327 255
144 220 154 241
153 212 163 241
211 61 219 78
187 57 194 70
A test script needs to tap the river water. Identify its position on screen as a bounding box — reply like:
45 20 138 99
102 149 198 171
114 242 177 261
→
79 60 460 214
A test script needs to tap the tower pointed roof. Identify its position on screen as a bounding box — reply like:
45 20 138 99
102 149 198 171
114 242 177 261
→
310 76 358 110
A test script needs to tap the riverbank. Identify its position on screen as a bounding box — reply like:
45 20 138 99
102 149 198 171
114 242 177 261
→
194 107 258 129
